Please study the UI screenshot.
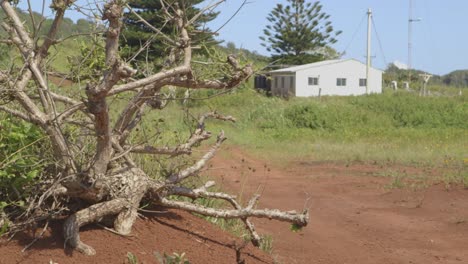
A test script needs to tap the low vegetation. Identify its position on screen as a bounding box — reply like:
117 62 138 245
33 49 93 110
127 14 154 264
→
0 116 50 227
159 87 467 168
127 251 190 264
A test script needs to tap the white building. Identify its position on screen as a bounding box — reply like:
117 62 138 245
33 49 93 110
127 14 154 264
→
269 59 383 97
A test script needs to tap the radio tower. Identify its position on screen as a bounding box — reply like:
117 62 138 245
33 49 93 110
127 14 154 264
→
408 0 421 84
366 8 372 95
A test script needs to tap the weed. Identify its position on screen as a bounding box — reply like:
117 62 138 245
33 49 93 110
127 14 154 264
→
386 174 406 189
442 169 468 189
154 251 190 264
376 169 431 190
440 156 468 188
259 235 273 254
127 252 139 264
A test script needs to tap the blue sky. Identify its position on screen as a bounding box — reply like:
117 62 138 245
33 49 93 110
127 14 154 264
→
209 0 468 75
18 0 468 75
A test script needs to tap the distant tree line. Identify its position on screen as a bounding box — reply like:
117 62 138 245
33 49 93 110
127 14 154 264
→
438 70 468 87
0 8 95 38
384 63 468 88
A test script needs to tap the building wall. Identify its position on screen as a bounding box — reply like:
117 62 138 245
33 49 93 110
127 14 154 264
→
270 73 295 97
293 60 382 97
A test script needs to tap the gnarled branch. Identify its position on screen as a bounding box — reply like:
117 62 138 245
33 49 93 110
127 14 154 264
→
168 181 262 246
158 197 309 227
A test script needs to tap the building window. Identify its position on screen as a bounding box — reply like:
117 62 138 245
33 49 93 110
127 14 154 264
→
337 78 347 86
308 77 319 86
281 77 285 88
359 78 367 87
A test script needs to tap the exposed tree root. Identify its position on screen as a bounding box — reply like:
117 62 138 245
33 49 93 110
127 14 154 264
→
62 166 308 255
63 199 126 255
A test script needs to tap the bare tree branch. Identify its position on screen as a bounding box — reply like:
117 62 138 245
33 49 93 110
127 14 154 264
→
0 1 34 50
85 1 133 176
168 181 262 246
38 0 77 59
158 197 309 227
129 111 234 157
110 66 190 95
113 83 164 143
0 105 33 122
167 131 227 184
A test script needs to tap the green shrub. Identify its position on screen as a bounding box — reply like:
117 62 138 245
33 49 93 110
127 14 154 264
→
0 116 47 214
283 93 467 131
157 88 466 165
67 38 106 81
349 93 467 129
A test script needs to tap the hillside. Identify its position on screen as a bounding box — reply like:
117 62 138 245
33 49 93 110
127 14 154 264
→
0 8 97 72
440 69 468 87
0 8 95 37
384 63 468 88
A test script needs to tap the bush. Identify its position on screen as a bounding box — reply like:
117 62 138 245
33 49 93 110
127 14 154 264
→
0 116 47 215
283 93 467 131
349 93 467 129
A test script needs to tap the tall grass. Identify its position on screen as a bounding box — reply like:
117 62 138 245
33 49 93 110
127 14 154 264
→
157 87 467 167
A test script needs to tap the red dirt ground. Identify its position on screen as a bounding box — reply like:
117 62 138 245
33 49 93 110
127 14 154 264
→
1 146 467 264
207 146 468 264
0 208 272 264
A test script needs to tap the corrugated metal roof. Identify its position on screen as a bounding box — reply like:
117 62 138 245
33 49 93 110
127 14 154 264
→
269 58 384 73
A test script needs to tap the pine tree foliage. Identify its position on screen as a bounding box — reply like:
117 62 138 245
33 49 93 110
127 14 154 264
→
122 0 218 67
260 0 342 65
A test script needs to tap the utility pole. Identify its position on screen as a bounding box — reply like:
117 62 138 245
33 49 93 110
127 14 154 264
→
408 0 421 85
366 8 372 95
419 73 432 96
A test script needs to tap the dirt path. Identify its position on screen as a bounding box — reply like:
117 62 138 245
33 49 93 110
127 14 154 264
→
208 146 468 264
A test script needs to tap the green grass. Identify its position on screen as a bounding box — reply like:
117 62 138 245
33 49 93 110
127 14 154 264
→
259 235 273 254
154 87 467 168
46 38 83 72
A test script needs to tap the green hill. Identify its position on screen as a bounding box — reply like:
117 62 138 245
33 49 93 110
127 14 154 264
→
384 63 468 88
440 70 468 87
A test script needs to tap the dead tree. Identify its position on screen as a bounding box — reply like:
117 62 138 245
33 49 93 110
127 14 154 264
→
0 0 308 255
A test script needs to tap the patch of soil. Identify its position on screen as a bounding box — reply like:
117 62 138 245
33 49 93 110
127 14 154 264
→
0 208 272 264
207 146 468 264
2 146 467 264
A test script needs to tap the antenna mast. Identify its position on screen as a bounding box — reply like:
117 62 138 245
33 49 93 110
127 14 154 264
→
366 8 372 95
408 0 421 84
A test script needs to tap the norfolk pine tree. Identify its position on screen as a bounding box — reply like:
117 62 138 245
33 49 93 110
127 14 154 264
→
260 0 342 65
121 0 219 69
